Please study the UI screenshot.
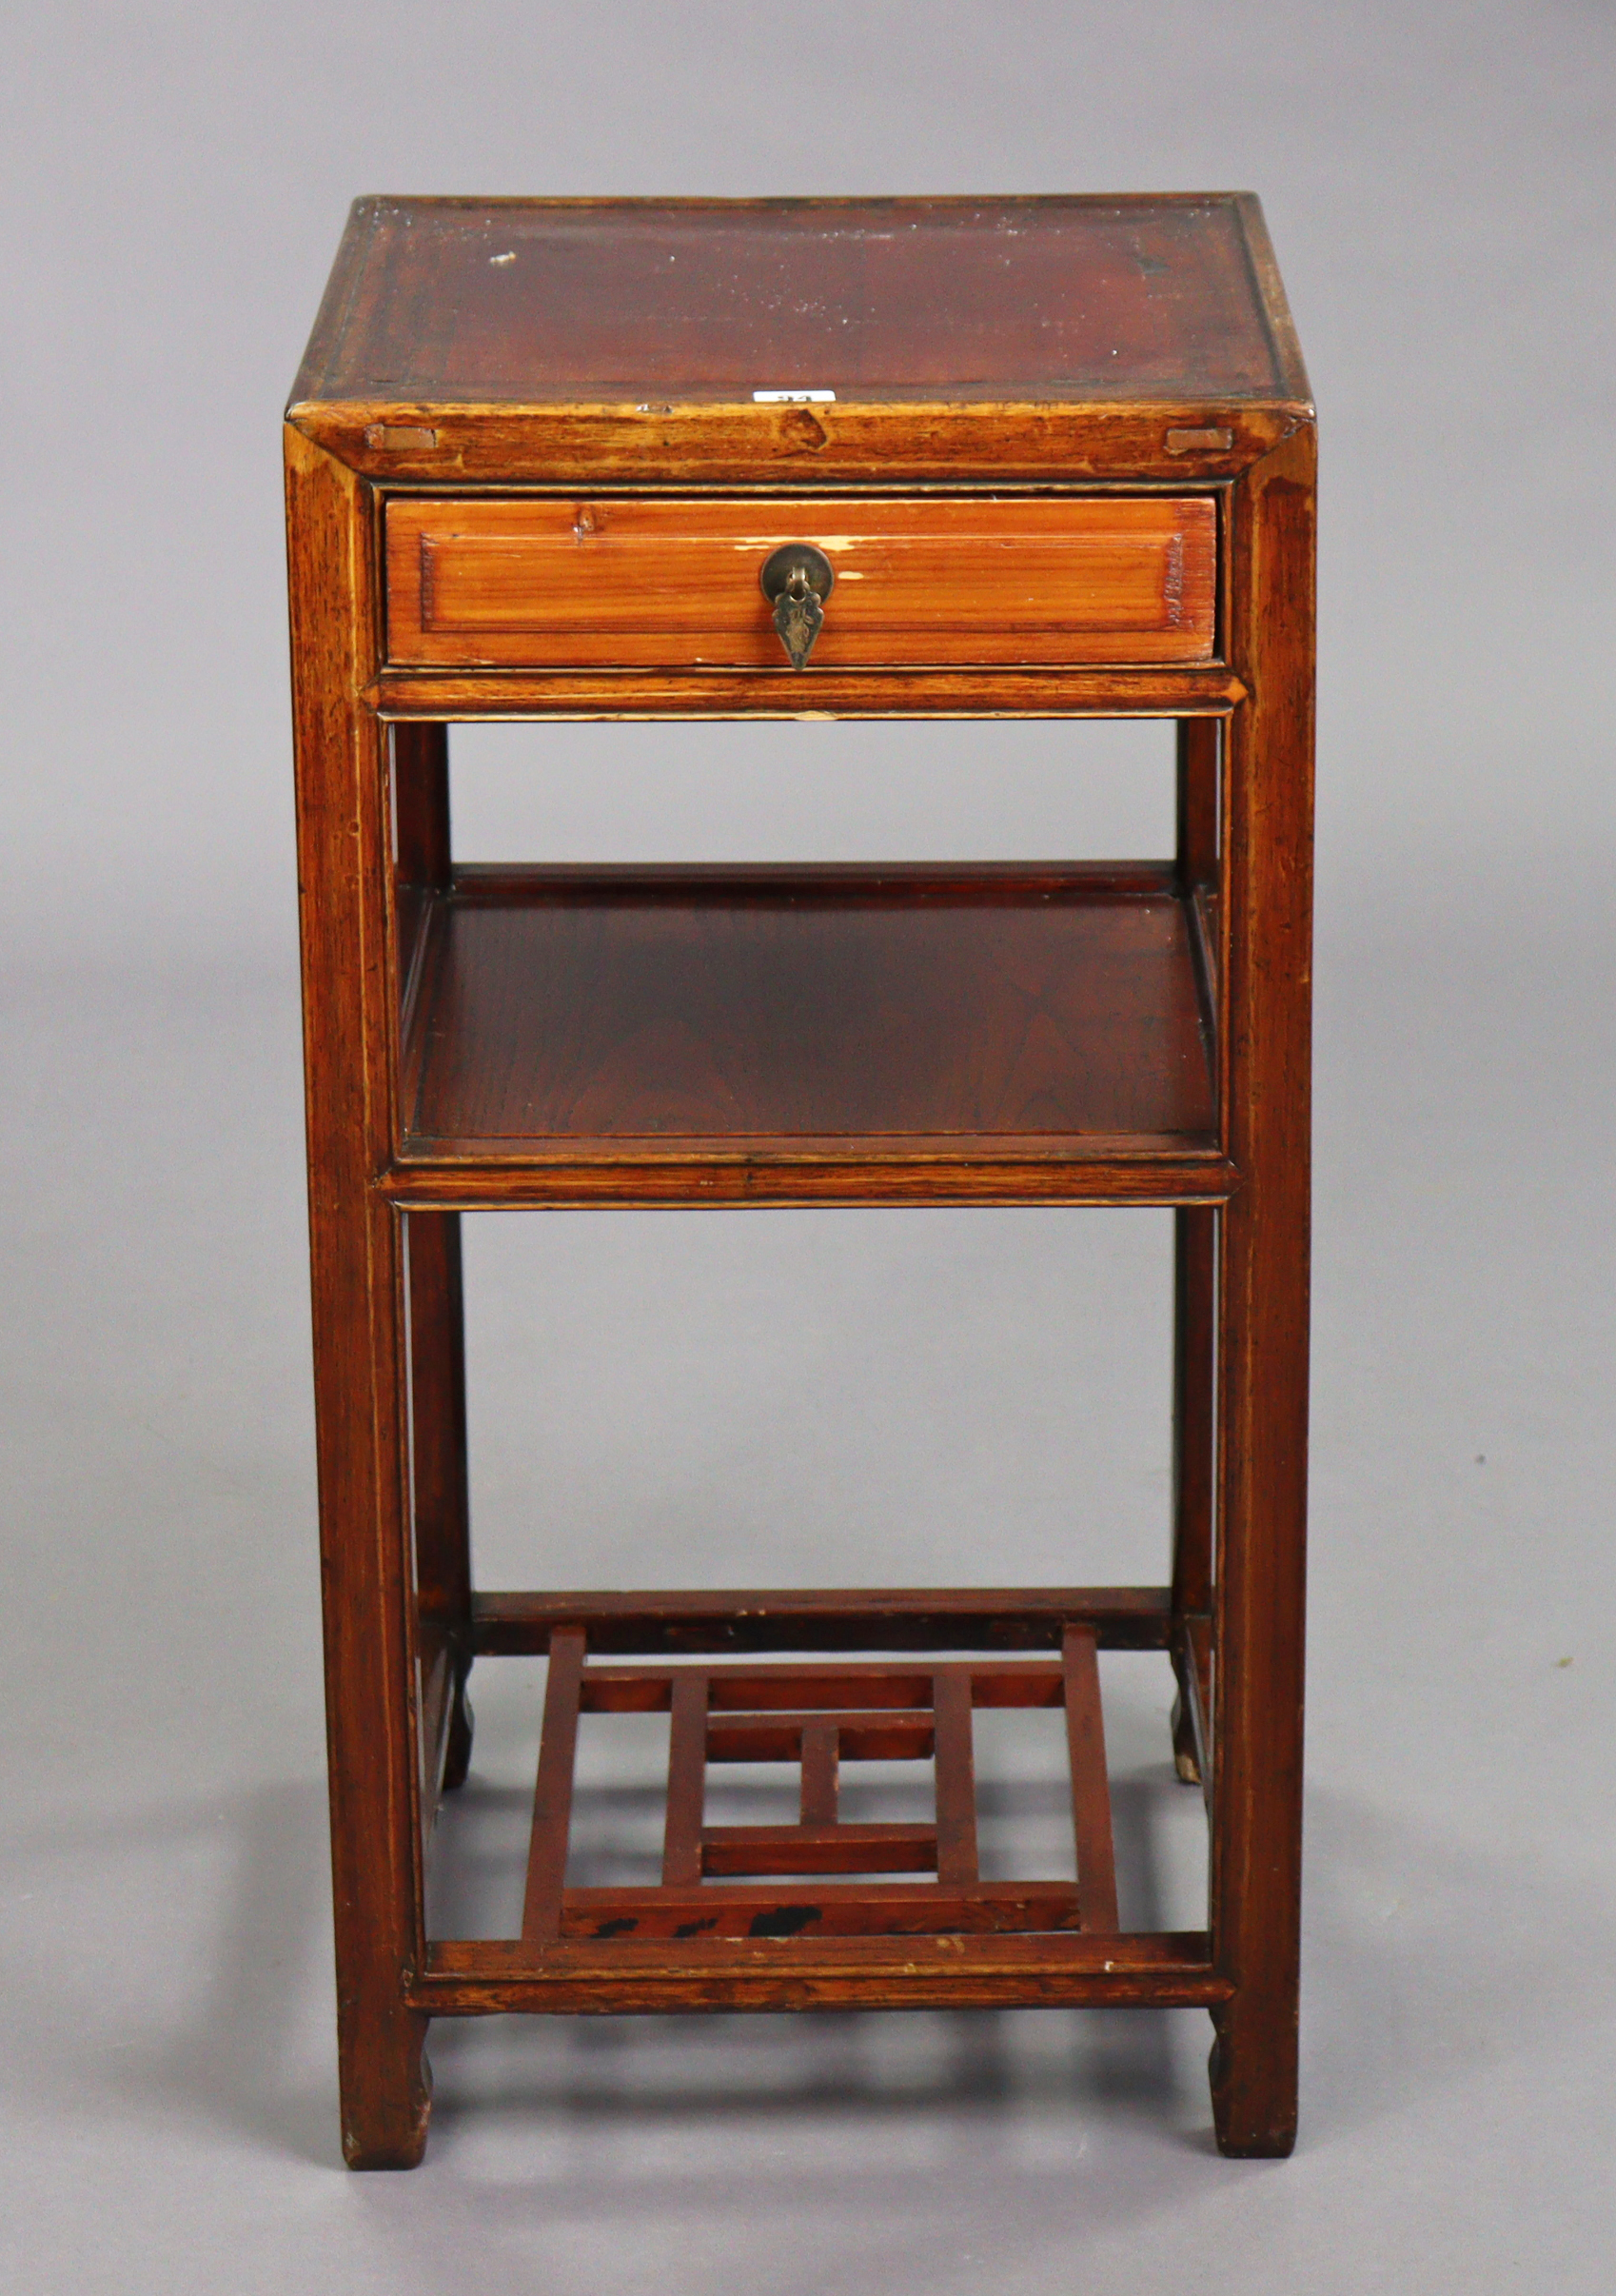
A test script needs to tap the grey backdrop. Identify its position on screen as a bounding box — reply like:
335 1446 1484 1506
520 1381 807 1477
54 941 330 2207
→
4 4 1614 2289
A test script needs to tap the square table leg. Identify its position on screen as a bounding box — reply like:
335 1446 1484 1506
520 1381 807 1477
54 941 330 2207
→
1209 425 1315 2157
288 431 433 2167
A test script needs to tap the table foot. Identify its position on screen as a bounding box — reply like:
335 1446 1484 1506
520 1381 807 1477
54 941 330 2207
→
341 2012 433 2170
1208 2004 1297 2157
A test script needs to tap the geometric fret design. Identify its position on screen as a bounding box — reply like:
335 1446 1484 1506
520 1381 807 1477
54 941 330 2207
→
520 1625 1118 1947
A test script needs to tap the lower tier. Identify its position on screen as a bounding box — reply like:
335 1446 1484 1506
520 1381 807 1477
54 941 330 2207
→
415 1589 1216 2015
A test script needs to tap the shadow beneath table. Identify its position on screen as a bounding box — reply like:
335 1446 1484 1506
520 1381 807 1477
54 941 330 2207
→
13 1732 1606 2218
5 1778 337 2167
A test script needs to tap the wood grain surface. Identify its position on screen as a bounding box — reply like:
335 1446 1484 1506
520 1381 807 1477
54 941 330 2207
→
384 494 1217 670
400 863 1216 1154
416 1930 1229 2015
293 194 1298 406
1208 420 1316 2158
469 1585 1174 1655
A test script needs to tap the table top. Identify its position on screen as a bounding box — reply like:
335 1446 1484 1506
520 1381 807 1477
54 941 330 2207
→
292 194 1308 410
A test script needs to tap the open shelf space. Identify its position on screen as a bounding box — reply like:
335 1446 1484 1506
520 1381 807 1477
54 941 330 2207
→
395 862 1221 1204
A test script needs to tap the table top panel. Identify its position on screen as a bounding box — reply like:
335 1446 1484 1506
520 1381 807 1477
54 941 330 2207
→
293 195 1302 408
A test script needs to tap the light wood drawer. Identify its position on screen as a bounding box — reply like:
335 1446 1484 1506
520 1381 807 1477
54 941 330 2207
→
383 496 1217 670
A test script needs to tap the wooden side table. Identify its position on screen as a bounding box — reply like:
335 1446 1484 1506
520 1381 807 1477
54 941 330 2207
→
285 194 1314 2167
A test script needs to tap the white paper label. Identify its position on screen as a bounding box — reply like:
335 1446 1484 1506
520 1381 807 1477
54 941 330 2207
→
752 389 836 404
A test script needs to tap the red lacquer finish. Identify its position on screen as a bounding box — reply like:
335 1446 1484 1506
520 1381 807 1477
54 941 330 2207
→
286 193 1313 2168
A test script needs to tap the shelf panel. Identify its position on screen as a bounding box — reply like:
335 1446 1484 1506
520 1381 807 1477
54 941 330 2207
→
397 862 1218 1197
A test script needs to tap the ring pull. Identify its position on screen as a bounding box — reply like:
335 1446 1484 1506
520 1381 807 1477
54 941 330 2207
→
759 544 835 670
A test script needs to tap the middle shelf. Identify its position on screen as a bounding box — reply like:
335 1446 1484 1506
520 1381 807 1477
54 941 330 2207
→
391 861 1225 1208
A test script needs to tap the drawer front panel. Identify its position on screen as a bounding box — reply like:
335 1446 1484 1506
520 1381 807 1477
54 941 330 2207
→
384 497 1217 670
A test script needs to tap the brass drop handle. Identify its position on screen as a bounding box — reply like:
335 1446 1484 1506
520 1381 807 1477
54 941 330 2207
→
759 543 835 670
